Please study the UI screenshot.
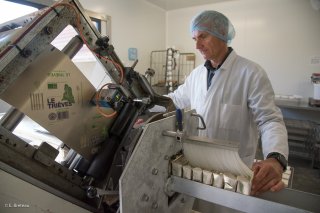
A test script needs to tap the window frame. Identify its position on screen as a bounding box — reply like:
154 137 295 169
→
4 0 111 37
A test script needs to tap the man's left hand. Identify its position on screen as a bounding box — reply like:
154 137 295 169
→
251 158 284 195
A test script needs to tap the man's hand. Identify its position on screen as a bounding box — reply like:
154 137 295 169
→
251 158 284 195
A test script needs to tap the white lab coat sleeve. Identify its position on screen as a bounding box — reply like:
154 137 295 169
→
167 70 195 109
247 66 289 160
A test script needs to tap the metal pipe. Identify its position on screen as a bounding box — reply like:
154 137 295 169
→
62 35 84 59
0 107 24 131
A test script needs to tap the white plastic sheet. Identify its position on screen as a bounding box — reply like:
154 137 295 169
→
183 136 253 180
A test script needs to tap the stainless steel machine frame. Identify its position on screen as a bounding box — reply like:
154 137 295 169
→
120 110 320 213
1 0 320 212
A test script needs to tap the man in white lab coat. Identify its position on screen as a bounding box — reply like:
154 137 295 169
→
168 10 288 196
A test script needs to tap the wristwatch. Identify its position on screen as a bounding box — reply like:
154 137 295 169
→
267 152 287 171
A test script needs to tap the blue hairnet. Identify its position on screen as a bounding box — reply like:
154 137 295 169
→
190 10 235 43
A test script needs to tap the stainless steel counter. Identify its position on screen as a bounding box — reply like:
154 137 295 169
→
275 99 320 123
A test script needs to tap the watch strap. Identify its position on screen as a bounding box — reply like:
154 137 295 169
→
267 152 287 171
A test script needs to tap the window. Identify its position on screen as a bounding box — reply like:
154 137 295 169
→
51 10 111 62
0 1 38 114
0 0 111 62
0 1 38 24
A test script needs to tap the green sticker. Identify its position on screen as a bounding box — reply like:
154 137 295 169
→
62 84 75 103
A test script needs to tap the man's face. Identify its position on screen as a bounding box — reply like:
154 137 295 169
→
192 30 226 61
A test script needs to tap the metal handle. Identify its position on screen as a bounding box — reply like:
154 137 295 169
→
191 113 206 130
176 109 183 131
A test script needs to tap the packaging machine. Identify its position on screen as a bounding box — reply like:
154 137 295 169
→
0 0 319 212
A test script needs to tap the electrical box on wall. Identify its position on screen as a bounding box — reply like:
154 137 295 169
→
128 48 138 61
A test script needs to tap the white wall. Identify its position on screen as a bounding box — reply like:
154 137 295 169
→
166 0 320 100
79 0 166 74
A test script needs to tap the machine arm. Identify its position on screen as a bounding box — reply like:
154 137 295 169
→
0 0 173 212
0 0 172 110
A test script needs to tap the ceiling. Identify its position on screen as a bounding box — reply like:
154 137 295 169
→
145 0 235 11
